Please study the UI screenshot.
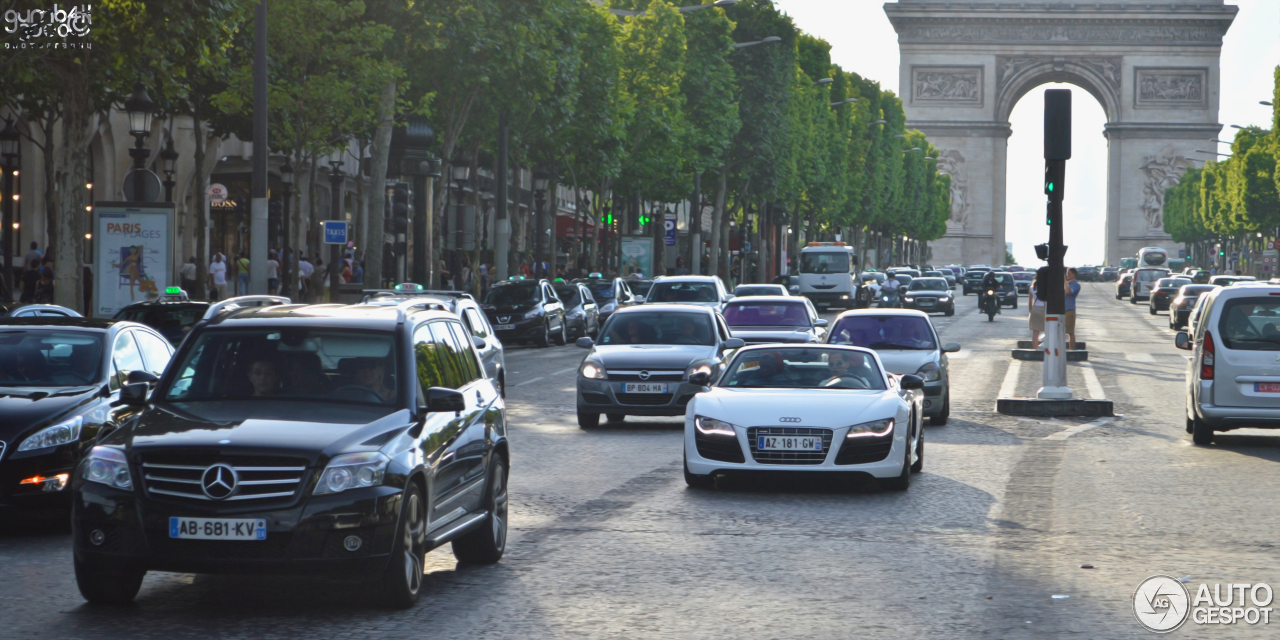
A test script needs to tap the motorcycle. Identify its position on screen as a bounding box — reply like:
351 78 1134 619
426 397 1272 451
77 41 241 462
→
980 289 1000 321
878 285 905 308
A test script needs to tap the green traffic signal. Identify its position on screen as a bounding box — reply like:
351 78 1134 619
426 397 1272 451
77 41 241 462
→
1047 182 1055 192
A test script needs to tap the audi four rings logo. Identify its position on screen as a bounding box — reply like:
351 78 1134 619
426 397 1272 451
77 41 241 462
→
779 417 802 423
201 464 238 500
638 371 651 380
498 316 511 324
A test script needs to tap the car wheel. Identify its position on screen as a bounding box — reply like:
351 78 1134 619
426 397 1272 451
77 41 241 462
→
378 484 426 609
74 556 145 605
881 432 912 492
534 322 551 348
452 457 508 565
944 307 954 317
577 410 600 429
1115 293 1121 300
910 427 924 473
1186 415 1195 434
553 321 567 346
1149 305 1156 315
1191 413 1214 445
684 459 714 489
1130 296 1138 305
931 391 949 426
606 413 626 423
497 374 506 399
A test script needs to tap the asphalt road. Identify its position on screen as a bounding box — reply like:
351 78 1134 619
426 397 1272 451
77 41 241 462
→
3 282 1279 638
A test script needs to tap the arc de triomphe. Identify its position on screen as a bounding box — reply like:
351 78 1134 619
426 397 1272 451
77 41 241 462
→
885 0 1237 267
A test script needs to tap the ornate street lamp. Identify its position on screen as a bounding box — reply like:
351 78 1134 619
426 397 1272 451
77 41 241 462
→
326 131 346 299
123 82 156 202
160 137 178 203
0 117 19 297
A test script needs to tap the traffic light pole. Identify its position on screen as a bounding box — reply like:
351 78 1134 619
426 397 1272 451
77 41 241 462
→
1040 89 1071 399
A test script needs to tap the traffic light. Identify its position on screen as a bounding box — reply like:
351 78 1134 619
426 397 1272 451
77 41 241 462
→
638 213 650 226
601 212 614 225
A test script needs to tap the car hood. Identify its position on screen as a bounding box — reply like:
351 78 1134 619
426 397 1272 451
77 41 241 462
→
691 388 898 427
0 386 102 441
115 401 412 465
871 349 938 376
484 303 538 315
590 344 718 369
729 327 817 343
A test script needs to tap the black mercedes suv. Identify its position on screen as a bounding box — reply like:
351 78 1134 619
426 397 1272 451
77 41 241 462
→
71 300 509 608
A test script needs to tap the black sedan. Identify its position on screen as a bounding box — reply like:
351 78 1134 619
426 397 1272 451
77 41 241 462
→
71 303 508 607
481 277 568 347
554 281 601 339
722 296 827 345
0 317 173 513
1148 277 1192 315
1169 284 1217 329
902 278 956 316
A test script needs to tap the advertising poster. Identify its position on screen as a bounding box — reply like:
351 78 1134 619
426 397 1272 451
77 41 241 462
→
92 203 175 318
620 236 653 278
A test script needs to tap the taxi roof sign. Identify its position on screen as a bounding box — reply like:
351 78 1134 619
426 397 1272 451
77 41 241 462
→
165 287 183 295
508 276 527 281
553 278 565 283
394 283 424 291
588 272 603 278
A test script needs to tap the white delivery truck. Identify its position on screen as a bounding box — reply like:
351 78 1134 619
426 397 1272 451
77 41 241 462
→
798 242 858 310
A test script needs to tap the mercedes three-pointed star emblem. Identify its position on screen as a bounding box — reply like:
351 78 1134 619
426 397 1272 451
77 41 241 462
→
201 463 238 500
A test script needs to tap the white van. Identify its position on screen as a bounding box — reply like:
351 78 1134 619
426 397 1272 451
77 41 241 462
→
1176 283 1280 444
798 243 857 310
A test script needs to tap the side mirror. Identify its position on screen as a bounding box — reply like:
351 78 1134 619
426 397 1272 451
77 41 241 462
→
722 338 745 350
1175 331 1193 350
899 374 925 390
471 335 487 350
942 342 961 353
688 370 711 387
815 319 829 327
119 382 149 406
576 336 594 349
126 370 160 386
426 387 466 413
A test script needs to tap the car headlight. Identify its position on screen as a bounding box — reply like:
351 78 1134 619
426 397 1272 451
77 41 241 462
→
916 361 941 382
580 361 608 380
694 415 738 437
685 362 714 380
523 309 542 320
81 446 132 490
314 452 390 495
904 296 915 302
845 418 894 439
18 415 83 452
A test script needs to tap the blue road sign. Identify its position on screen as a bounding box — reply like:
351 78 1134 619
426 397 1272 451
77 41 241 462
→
664 215 676 247
323 221 348 245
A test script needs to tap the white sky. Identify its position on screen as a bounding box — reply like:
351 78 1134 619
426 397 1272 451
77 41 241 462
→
773 0 1280 266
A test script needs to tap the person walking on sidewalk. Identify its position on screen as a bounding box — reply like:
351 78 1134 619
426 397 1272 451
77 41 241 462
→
1029 267 1047 349
236 252 251 295
1065 267 1081 350
208 253 228 301
179 257 199 297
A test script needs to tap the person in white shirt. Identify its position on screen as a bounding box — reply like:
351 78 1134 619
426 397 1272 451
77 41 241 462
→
179 257 198 295
208 253 228 300
298 256 315 301
266 251 281 294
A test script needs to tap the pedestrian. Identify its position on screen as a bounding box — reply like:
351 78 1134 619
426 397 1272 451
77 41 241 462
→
20 257 38 303
311 258 327 301
351 257 364 284
1029 267 1048 349
208 252 228 301
675 255 685 275
266 251 280 294
298 255 315 301
179 256 199 296
1065 267 1081 350
34 266 54 304
24 241 43 272
236 252 250 295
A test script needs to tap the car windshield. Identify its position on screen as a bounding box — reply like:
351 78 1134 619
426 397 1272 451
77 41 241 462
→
965 271 986 280
599 312 715 346
1159 278 1191 289
0 329 103 387
647 281 719 304
828 315 938 351
723 302 810 327
484 283 539 306
908 278 948 291
800 252 849 274
894 275 912 287
1218 298 1280 351
735 286 784 297
163 328 399 406
115 305 205 343
860 273 885 283
1013 272 1033 281
553 286 581 306
632 280 655 298
584 281 616 301
719 348 885 390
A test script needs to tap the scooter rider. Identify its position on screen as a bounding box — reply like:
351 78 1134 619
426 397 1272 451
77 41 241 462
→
979 270 1002 312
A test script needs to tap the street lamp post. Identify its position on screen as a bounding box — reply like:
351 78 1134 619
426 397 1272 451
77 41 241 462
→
280 156 294 296
533 171 551 278
326 134 346 301
451 157 474 287
160 137 178 203
123 82 156 203
0 117 19 298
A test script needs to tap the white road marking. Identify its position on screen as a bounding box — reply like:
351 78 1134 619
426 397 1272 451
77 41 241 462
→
513 376 545 387
1079 362 1106 400
947 350 971 359
1045 416 1115 440
1125 352 1156 363
551 366 578 376
998 359 1022 399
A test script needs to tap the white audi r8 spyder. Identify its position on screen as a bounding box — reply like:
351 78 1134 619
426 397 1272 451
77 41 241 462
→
683 344 925 491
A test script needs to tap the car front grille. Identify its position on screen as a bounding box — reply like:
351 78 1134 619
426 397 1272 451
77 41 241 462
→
914 297 937 305
615 393 673 405
746 427 833 465
834 434 894 465
140 453 308 504
608 371 684 382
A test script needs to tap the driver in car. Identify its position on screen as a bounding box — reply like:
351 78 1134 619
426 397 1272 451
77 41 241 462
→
673 317 706 345
352 357 397 403
10 349 48 383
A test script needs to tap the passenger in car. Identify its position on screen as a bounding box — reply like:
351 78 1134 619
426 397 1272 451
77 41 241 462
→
247 358 281 397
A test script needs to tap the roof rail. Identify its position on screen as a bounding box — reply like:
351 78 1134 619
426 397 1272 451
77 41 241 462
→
395 298 449 324
360 289 474 303
202 295 292 321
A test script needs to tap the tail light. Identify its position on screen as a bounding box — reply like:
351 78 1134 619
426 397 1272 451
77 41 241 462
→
1201 332 1215 380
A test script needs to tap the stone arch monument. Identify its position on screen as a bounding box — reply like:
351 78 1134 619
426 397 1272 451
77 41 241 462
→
885 0 1237 267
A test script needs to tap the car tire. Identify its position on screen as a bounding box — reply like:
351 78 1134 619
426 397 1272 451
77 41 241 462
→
944 307 954 317
1149 305 1156 315
577 410 600 429
452 458 508 566
881 435 912 492
535 322 551 348
910 427 924 473
377 484 426 609
683 460 714 489
1186 415 1195 434
553 321 567 346
1130 296 1138 305
74 556 145 605
606 413 626 423
497 374 506 399
1012 298 1018 309
1191 413 1214 445
931 392 949 426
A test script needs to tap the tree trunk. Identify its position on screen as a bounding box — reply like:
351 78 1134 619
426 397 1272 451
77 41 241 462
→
365 81 395 292
709 166 726 279
51 74 91 312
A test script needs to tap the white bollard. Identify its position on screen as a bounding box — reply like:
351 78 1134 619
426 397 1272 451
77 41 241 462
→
1038 315 1073 399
